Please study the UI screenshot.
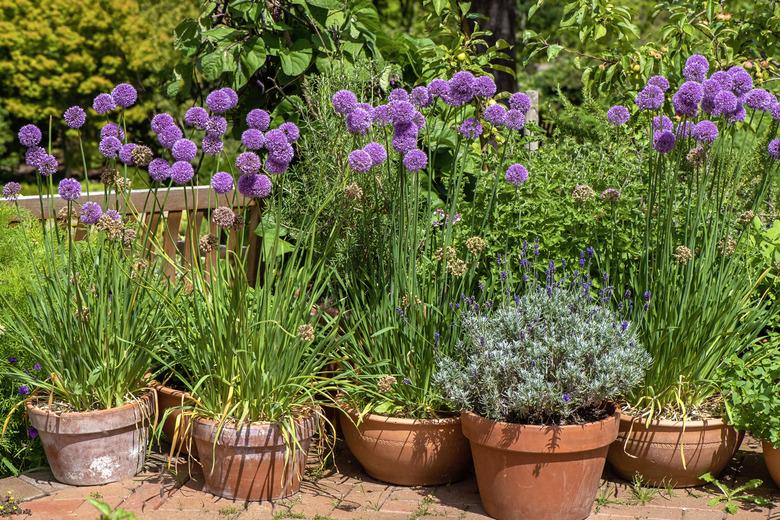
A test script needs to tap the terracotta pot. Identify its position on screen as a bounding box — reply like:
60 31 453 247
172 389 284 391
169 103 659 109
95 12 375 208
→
26 394 154 486
340 409 470 486
762 441 780 488
607 412 739 488
152 382 197 456
193 414 317 501
462 410 619 520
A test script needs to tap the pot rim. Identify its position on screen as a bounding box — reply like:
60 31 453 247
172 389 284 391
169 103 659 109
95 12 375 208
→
343 407 460 426
461 409 618 431
150 381 192 400
193 409 319 430
617 411 728 429
25 391 153 419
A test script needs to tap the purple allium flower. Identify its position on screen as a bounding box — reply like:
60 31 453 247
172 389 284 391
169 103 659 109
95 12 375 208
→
652 130 676 154
483 104 508 126
505 109 526 130
211 172 234 194
265 158 289 175
727 104 746 123
372 104 392 126
388 100 416 125
63 106 86 129
389 88 409 103
204 116 227 137
363 142 387 166
446 71 476 106
238 173 272 198
772 102 780 121
32 362 41 371
25 146 46 168
247 109 271 131
509 92 531 113
184 107 209 129
357 103 375 118
728 66 753 96
268 143 294 164
652 115 673 132
171 138 197 162
105 209 121 222
27 427 38 439
264 129 288 153
38 154 58 176
279 122 300 142
692 120 719 143
505 163 529 185
332 90 358 115
683 54 709 82
708 71 733 92
118 143 136 165
745 88 774 111
151 113 175 133
769 139 780 159
201 136 224 156
713 90 738 116
672 81 704 116
403 149 427 172
410 86 432 108
236 151 261 175
474 76 497 98
458 118 483 139
157 125 183 149
80 201 102 224
241 129 265 150
2 182 21 200
675 121 694 138
148 158 170 182
607 105 630 126
412 111 426 130
392 133 418 154
100 123 124 141
18 385 29 396
427 78 450 100
57 178 81 201
221 87 238 109
647 75 670 92
111 83 137 108
169 161 194 185
18 124 42 147
348 149 373 172
206 89 232 113
634 85 664 111
99 136 123 158
346 108 373 134
92 93 116 114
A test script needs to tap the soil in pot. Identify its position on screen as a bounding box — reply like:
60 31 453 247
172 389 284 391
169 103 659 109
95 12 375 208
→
607 412 740 488
340 409 471 486
461 409 619 520
26 394 154 486
193 414 317 501
152 382 197 456
762 441 780 488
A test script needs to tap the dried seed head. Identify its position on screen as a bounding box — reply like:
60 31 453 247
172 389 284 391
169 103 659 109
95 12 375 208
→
465 236 487 256
378 375 397 393
572 184 596 203
345 182 364 201
212 206 236 229
718 236 737 255
100 167 118 185
448 258 468 277
114 177 132 192
298 324 315 342
739 210 755 225
199 234 218 255
686 146 706 166
121 228 137 247
130 145 153 166
673 245 693 265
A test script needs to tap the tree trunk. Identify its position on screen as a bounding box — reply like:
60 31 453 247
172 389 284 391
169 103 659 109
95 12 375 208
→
471 0 517 93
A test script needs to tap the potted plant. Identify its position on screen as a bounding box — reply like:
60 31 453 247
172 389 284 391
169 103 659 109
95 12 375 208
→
433 269 650 520
602 55 780 487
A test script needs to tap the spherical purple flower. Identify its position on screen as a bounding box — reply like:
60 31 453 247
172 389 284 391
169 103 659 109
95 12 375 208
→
410 86 432 108
37 154 58 176
505 109 526 130
427 79 449 99
204 116 228 137
211 172 234 194
184 107 209 129
363 142 387 166
118 143 136 165
332 90 358 115
148 158 170 182
99 136 122 158
247 109 271 131
151 113 175 133
768 139 780 160
672 81 704 116
388 101 416 125
18 385 29 396
372 104 392 126
261 130 285 153
100 123 124 141
2 182 21 200
279 122 300 142
607 105 630 126
206 89 232 114
389 88 409 103
745 88 774 111
63 106 86 129
483 104 508 126
412 111 426 130
236 151 261 175
675 121 694 138
157 125 183 149
647 75 670 92
265 158 289 175
25 146 46 168
505 163 528 185
170 161 194 185
474 76 497 98
348 149 373 172
446 71 476 106
92 93 116 114
634 85 664 111
18 124 41 147
201 136 224 156
713 90 738 116
221 87 238 109
509 92 532 113
728 66 753 96
57 178 81 201
652 115 673 132
683 54 709 82
268 143 294 164
105 209 121 222
80 201 102 224
652 130 676 154
692 120 718 143
403 149 427 172
238 173 272 198
392 133 418 154
346 108 373 135
170 139 196 163
772 102 780 122
459 118 483 139
111 83 137 108
727 104 746 124
241 129 265 150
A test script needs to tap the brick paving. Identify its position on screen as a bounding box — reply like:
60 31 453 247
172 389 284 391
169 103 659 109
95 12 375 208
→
1 438 778 519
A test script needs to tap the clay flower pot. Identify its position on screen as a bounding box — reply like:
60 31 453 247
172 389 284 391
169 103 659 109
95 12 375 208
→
193 413 317 501
607 412 740 488
26 394 154 486
762 441 780 488
152 382 197 456
340 409 471 486
462 409 619 520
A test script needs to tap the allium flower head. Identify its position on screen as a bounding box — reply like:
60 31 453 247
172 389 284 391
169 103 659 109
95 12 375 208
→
236 151 261 175
601 188 621 202
206 89 232 113
80 201 102 225
769 139 780 159
170 161 194 184
483 104 507 126
447 71 476 106
264 129 288 152
118 143 136 165
459 118 483 139
403 149 428 172
184 107 209 129
99 136 123 158
412 111 426 130
389 100 416 125
111 83 137 108
372 104 392 126
268 143 294 164
38 154 58 176
772 103 780 121
148 158 170 182
634 85 664 111
427 79 449 99
172 139 197 162
692 120 719 143
57 178 81 201
63 106 86 129
672 81 704 116
647 75 670 92
505 109 526 130
332 90 358 115
25 146 46 168
673 244 693 265
105 209 121 222
18 124 42 147
727 104 746 124
509 92 531 113
204 116 227 137
157 125 183 149
410 86 432 108
151 113 175 133
363 142 387 166
745 88 774 111
279 122 300 142
652 130 676 154
348 149 373 172
265 158 289 175
705 71 733 94
607 105 630 126
92 93 116 114
210 172 234 194
202 136 224 155
221 87 238 109
728 66 753 96
346 108 373 134
238 173 272 198
683 54 709 82
100 123 124 141
389 88 409 103
247 109 271 130
241 129 265 150
474 76 497 98
392 133 418 154
713 90 738 116
212 206 236 228
505 163 528 185
2 182 21 200
652 115 673 132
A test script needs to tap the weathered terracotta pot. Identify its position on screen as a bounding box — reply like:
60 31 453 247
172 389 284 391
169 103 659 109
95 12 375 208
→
26 394 154 486
607 412 739 488
762 441 780 488
340 409 471 486
193 414 317 501
152 383 197 456
462 410 619 520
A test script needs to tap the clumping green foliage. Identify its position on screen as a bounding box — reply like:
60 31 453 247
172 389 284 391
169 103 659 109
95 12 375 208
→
434 283 650 425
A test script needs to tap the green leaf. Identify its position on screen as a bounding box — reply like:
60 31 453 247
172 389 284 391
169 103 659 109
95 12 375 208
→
173 19 201 57
431 0 448 16
200 50 224 81
306 0 342 8
594 24 607 41
279 39 313 76
546 44 563 61
241 37 267 77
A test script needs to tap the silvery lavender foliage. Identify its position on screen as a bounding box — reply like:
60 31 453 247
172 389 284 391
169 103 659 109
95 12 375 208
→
434 285 650 425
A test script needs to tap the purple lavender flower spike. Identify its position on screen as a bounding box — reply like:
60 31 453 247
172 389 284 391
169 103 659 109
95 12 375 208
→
57 178 81 201
505 163 528 185
484 104 508 126
111 83 137 108
148 158 170 182
607 105 630 126
241 129 265 150
172 139 197 162
63 106 86 129
18 124 42 147
403 149 427 172
332 90 358 115
247 109 271 130
170 161 194 185
80 201 102 224
211 172 234 194
692 120 718 143
683 54 709 82
184 107 209 129
92 93 116 114
652 130 676 154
